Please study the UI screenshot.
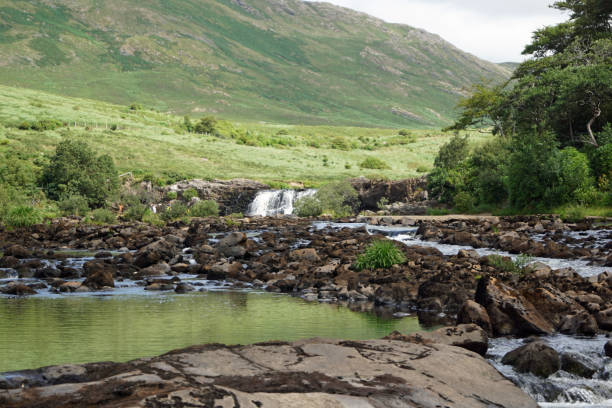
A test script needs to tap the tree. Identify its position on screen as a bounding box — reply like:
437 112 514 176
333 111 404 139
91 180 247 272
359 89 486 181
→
41 140 119 207
194 116 217 134
449 0 611 148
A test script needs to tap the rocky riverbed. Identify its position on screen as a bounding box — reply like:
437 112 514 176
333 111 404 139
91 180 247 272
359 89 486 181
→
0 215 611 406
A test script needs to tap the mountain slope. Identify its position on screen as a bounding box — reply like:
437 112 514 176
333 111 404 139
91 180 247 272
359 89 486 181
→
0 0 511 127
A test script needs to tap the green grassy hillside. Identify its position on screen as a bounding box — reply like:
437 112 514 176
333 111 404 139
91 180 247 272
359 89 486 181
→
0 84 491 186
0 0 510 127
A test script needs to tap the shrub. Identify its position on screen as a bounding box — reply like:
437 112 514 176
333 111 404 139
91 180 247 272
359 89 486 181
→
316 180 359 217
89 208 116 224
507 132 560 208
41 139 119 207
142 210 165 227
294 196 323 217
3 206 43 228
58 194 90 216
550 147 593 203
166 191 178 200
182 188 199 201
110 124 118 131
416 166 429 173
453 191 475 213
331 136 350 150
194 116 217 134
123 203 148 221
560 205 587 223
360 157 389 170
434 134 469 169
161 202 188 221
590 143 612 181
129 103 142 111
488 254 533 275
355 240 406 270
398 129 411 136
190 200 219 217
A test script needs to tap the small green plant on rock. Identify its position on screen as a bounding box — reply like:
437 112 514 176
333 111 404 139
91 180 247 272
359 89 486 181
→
190 200 219 217
3 205 43 228
488 254 534 275
355 240 406 271
182 188 199 201
89 208 116 224
161 202 188 221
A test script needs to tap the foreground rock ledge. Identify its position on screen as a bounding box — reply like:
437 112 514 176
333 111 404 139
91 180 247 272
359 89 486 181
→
0 337 536 408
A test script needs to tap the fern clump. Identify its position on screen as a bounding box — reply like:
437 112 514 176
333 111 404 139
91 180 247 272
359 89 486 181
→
355 240 406 270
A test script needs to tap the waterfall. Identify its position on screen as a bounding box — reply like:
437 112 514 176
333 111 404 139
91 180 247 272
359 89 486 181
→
247 189 316 216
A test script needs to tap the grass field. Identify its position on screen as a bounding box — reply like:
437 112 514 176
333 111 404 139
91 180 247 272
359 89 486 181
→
0 85 491 186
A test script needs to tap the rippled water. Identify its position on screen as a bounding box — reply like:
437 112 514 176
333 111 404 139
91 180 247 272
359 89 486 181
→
0 290 422 373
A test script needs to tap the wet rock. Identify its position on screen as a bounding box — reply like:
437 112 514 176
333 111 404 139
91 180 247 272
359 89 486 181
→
0 282 36 296
457 299 492 334
217 232 248 258
207 262 242 281
605 340 612 357
522 286 595 335
138 262 171 277
4 245 32 259
0 255 19 269
82 261 115 289
134 239 177 268
289 248 320 263
560 353 597 378
596 307 612 330
501 341 561 378
59 281 83 293
218 232 246 248
558 311 598 336
475 277 553 336
174 283 195 293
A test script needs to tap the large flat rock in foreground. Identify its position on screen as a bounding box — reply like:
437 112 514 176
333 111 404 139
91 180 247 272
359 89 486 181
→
0 338 536 408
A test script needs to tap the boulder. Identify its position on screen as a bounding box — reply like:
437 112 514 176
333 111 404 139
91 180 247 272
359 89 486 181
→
558 311 598 336
502 341 561 378
4 245 32 259
475 277 553 336
0 338 537 408
522 286 595 335
0 255 19 269
388 324 489 356
596 307 612 330
134 239 177 268
174 283 195 293
0 282 36 296
457 300 493 334
138 263 171 278
207 262 242 281
82 261 115 289
560 353 596 378
289 248 320 263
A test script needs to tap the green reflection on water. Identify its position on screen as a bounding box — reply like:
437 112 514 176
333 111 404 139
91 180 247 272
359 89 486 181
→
0 291 423 372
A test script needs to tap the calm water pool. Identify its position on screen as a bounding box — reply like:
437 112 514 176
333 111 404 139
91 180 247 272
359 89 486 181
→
0 290 423 372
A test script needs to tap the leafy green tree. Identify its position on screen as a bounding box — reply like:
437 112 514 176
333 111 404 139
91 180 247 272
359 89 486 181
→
194 116 217 134
41 140 119 207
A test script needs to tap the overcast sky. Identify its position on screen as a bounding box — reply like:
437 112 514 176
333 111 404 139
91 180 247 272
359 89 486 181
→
306 0 569 62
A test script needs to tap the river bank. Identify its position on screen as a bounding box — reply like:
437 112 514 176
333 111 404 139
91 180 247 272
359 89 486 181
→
0 214 611 405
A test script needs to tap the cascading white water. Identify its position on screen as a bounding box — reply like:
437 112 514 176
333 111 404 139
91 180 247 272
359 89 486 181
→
247 189 317 216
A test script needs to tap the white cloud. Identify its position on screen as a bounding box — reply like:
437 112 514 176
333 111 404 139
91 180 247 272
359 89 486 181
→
304 0 569 62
